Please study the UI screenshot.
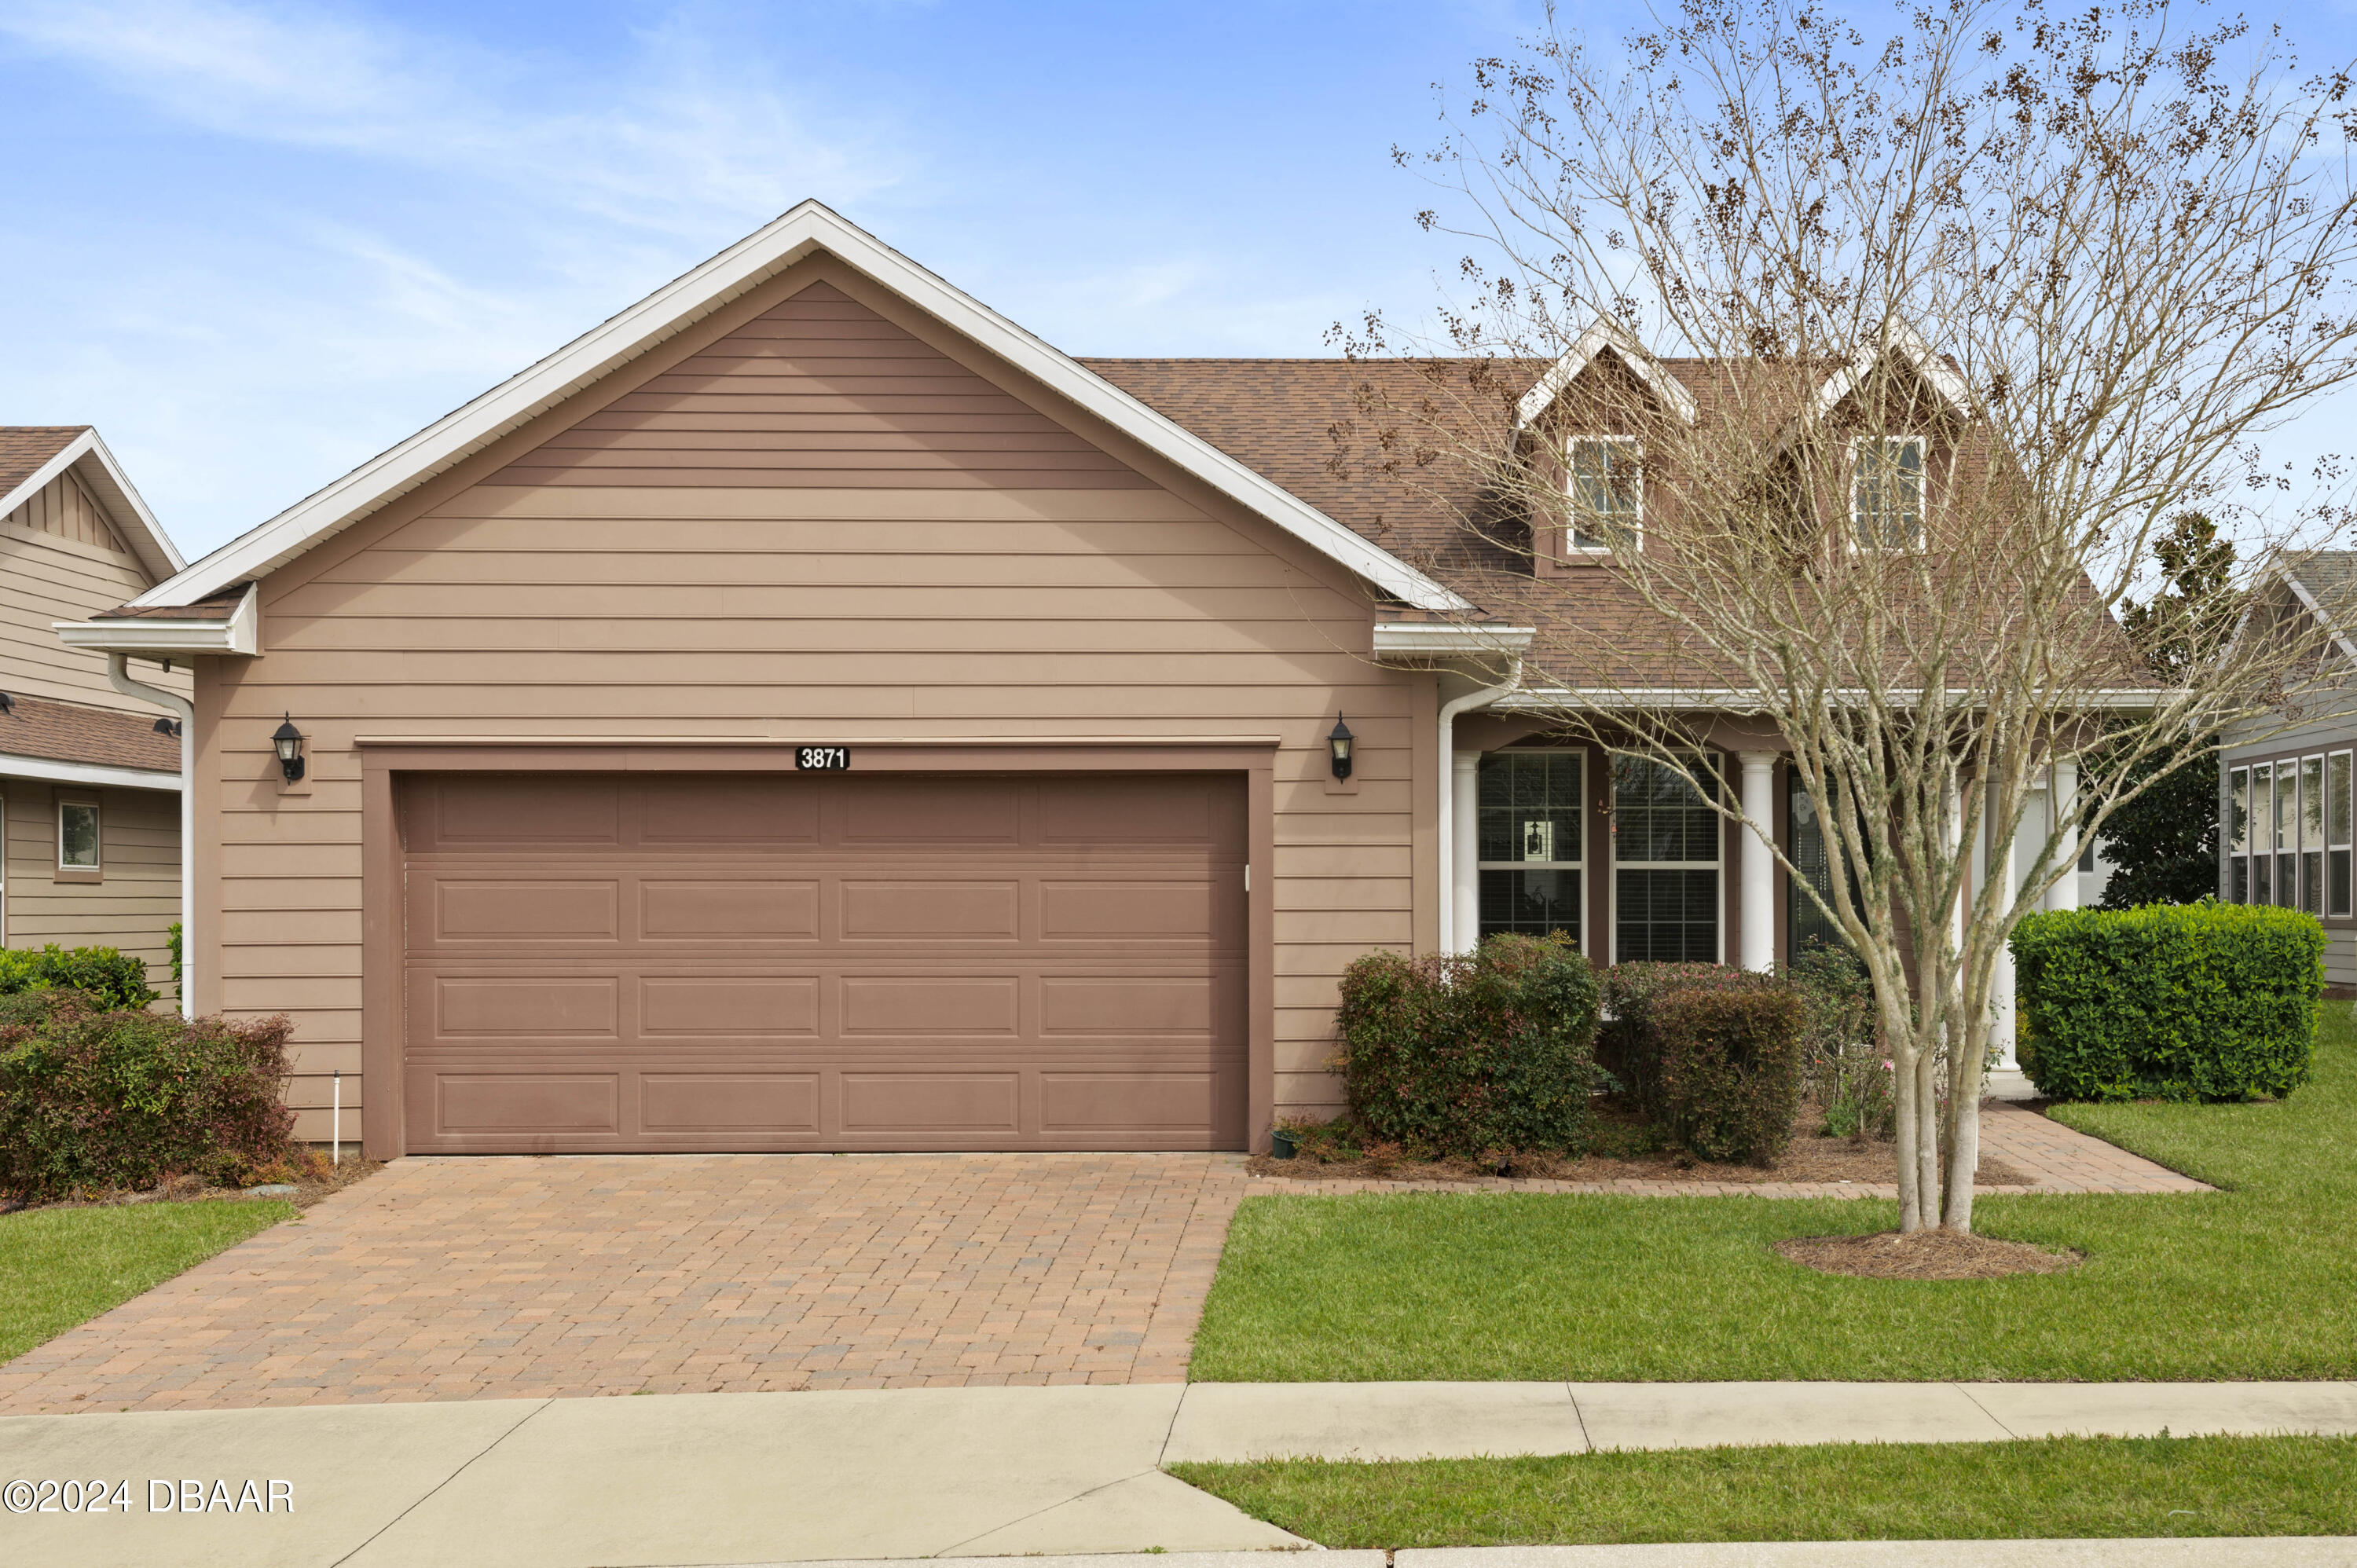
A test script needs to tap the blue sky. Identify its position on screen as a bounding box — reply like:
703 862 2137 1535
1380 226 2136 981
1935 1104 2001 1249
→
3 0 2352 564
0 0 1539 557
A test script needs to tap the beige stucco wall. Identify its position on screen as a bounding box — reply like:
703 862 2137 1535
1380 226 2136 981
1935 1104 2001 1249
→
0 779 181 998
192 255 1431 1143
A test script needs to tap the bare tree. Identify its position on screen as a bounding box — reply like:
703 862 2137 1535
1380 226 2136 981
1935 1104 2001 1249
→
1337 0 2357 1232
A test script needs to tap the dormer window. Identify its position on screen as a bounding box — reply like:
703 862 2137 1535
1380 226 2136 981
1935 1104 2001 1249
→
1852 435 1925 548
1567 436 1641 553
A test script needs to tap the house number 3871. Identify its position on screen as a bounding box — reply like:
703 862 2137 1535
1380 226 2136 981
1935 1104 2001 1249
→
794 746 851 771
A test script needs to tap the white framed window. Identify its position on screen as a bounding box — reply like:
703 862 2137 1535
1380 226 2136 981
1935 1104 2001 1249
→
57 797 101 877
1477 750 1583 947
1566 435 1641 552
1611 753 1722 963
2275 760 2297 909
1851 435 1925 548
2331 751 2352 918
2228 764 2250 903
2302 755 2326 916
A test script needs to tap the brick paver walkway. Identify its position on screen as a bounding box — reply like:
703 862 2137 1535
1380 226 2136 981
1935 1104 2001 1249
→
0 1152 1248 1416
1257 1101 2213 1198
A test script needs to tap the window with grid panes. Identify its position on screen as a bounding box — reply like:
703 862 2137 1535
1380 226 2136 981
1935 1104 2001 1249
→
1613 754 1721 962
2252 761 2275 903
1478 752 1583 945
2303 756 2326 915
1567 438 1641 551
2276 762 2298 907
2228 765 2249 903
2333 751 2352 918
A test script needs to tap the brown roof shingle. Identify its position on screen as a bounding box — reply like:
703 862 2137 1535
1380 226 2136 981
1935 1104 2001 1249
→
0 427 89 499
0 692 180 774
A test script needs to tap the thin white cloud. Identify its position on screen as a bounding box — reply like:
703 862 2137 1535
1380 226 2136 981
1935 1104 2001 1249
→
0 0 903 236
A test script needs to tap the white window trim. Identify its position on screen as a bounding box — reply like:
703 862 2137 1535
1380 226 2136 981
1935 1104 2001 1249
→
1564 434 1643 555
56 796 101 874
1608 753 1726 965
1475 749 1585 943
1849 434 1926 551
2332 749 2353 918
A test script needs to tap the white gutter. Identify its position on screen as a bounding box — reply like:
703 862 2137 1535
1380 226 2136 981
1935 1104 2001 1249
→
1438 657 1524 954
1500 686 2169 712
107 655 194 1018
0 751 181 793
57 584 258 658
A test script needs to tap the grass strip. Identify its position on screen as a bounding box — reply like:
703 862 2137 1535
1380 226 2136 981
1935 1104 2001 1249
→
0 1199 292 1364
1171 1434 2357 1545
1189 1007 2357 1382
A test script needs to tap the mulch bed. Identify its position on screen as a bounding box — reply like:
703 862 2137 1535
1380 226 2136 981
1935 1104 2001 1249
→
1773 1228 2084 1279
0 1156 382 1217
1250 1100 2033 1188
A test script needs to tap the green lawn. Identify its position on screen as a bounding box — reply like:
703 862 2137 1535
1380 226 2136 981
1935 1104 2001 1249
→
0 1199 292 1364
1170 1434 2357 1546
1189 1006 2357 1383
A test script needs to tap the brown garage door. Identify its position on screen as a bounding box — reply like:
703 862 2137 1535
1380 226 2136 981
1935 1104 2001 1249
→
399 771 1247 1153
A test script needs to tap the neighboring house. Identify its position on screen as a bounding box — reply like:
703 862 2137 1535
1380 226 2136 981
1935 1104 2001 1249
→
55 203 2096 1155
0 427 189 996
2219 551 2357 995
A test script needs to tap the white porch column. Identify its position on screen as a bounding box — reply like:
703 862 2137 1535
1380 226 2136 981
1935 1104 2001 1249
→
2044 760 2080 913
1738 751 1777 972
1452 750 1482 953
1989 778 2019 1068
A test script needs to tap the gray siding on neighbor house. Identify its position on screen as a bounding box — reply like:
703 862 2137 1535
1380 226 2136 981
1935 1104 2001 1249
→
2220 694 2357 986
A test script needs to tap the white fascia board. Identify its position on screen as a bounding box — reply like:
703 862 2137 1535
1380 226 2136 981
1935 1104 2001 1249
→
1794 320 1974 438
56 584 258 658
2281 573 2357 669
1514 317 1699 430
0 429 185 583
0 751 181 793
1372 622 1536 658
135 202 1471 616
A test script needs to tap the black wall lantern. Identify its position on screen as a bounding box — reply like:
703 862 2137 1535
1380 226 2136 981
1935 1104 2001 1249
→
272 714 306 784
1328 715 1355 780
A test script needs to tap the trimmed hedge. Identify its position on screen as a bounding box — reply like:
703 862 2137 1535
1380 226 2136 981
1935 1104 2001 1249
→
0 991 302 1200
0 944 156 1012
1601 962 1810 1166
2011 902 2322 1102
1335 932 1601 1156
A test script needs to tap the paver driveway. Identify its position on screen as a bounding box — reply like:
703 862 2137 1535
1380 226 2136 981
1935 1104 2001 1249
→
0 1152 1248 1415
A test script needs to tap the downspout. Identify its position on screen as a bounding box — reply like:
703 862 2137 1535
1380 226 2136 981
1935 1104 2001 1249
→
108 654 194 1018
1437 656 1524 953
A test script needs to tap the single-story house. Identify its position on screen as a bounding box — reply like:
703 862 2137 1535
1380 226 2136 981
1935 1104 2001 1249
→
2220 550 2357 994
57 203 2095 1156
2 427 188 994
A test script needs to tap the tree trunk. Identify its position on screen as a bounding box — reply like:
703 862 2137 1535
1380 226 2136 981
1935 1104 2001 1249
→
1942 1073 1980 1233
1915 1050 1941 1228
1893 1045 1925 1230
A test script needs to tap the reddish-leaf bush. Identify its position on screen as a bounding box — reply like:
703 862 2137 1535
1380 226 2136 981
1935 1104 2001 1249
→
1601 962 1809 1166
1333 932 1600 1156
1648 985 1810 1166
0 990 302 1201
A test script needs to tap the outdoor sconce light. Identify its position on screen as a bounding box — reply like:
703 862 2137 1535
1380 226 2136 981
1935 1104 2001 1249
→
1328 716 1355 780
272 714 306 784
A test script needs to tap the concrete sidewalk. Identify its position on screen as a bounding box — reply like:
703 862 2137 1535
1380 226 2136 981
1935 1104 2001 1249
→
3 1381 2353 1566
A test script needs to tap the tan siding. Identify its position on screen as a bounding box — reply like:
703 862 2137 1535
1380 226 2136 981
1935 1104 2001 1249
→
0 475 188 713
1 781 180 1000
205 255 1424 1136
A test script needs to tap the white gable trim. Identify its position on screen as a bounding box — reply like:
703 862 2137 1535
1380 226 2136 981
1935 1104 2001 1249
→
1802 321 1974 428
0 428 185 584
2282 573 2357 670
1514 317 1699 430
133 202 1471 614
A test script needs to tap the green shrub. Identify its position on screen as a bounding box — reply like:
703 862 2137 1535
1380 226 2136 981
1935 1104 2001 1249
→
0 991 302 1201
0 943 157 1011
2011 901 2321 1102
1648 984 1811 1165
1599 962 1776 1116
1334 932 1600 1156
1784 943 1894 1140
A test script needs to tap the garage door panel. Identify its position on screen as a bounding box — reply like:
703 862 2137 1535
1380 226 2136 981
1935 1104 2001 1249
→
839 975 1021 1035
640 878 820 940
839 879 1021 940
841 1072 1021 1132
432 976 621 1038
640 775 819 844
431 1072 621 1134
401 772 1245 1152
434 879 623 943
640 976 820 1036
642 1072 819 1132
